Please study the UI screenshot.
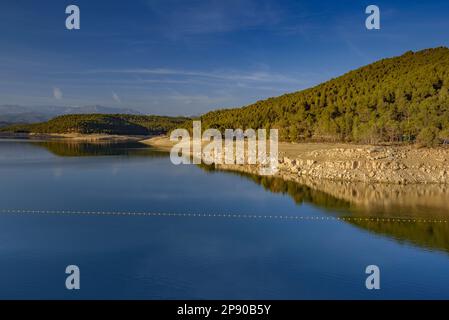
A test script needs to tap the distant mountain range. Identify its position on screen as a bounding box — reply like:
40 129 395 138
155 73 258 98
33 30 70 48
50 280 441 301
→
0 105 141 127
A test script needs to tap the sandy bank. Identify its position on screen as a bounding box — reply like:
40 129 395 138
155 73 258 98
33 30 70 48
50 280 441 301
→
141 135 176 149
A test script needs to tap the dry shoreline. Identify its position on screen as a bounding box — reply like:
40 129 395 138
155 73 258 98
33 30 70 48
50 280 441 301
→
142 135 449 185
0 132 149 142
2 133 447 185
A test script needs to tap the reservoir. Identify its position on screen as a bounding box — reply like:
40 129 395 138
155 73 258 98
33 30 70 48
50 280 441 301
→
0 139 448 299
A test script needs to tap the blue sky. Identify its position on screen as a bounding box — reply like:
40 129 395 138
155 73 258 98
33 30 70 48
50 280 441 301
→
1 0 449 115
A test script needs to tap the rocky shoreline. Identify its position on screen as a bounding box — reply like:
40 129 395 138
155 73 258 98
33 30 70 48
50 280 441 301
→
218 147 449 185
274 146 449 185
143 136 449 185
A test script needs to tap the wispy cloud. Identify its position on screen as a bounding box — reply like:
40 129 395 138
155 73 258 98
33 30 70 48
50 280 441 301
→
53 87 63 100
112 91 121 103
80 68 307 85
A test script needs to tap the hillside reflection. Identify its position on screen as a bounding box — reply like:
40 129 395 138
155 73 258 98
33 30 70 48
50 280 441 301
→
33 141 167 157
31 140 449 254
203 165 449 254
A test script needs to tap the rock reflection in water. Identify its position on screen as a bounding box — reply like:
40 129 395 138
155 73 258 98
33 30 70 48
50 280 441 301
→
206 165 449 254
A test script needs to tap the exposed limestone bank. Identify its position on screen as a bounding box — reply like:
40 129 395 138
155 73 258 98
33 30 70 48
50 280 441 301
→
273 146 449 185
143 136 449 185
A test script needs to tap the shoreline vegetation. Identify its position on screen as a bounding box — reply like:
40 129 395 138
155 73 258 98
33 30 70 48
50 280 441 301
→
0 113 188 142
0 114 189 136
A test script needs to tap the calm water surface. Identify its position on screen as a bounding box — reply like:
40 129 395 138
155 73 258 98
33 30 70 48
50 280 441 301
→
1 139 449 299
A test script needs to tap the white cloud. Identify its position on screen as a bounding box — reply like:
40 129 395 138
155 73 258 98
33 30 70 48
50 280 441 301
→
82 68 306 85
53 87 63 100
112 91 121 103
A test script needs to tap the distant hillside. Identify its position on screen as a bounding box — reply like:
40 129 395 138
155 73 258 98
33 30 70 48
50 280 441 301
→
0 105 141 125
0 114 189 136
198 47 449 146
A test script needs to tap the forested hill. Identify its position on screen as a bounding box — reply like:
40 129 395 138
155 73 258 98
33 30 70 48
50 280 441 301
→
0 114 189 135
199 47 449 146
